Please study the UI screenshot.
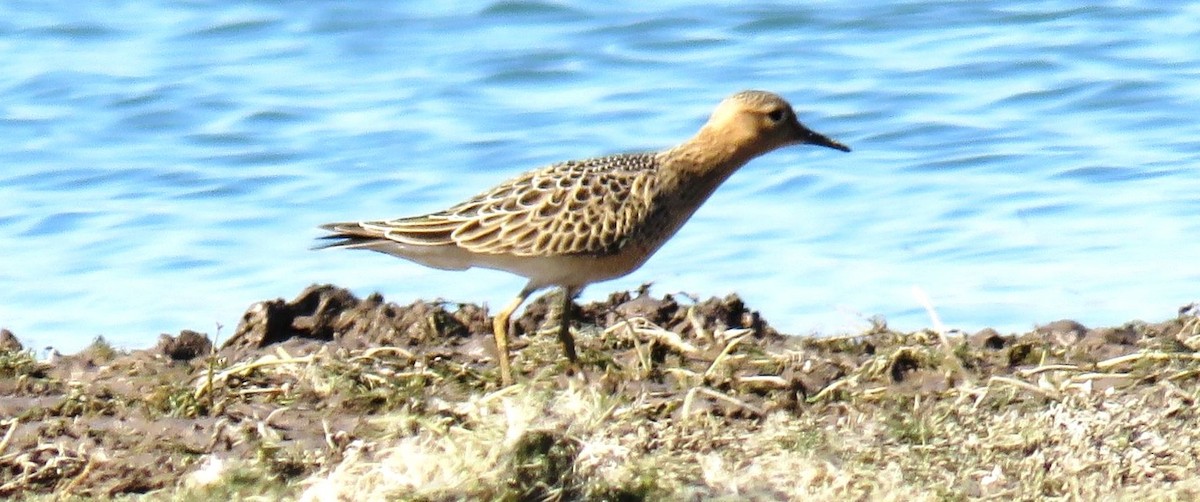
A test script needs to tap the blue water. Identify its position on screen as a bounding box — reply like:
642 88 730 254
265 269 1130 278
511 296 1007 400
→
3 1 1199 353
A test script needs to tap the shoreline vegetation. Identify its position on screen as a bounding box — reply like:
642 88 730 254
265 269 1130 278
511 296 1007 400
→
2 284 1199 500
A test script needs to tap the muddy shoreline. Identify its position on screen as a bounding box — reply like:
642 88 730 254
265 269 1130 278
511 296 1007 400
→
2 284 1199 499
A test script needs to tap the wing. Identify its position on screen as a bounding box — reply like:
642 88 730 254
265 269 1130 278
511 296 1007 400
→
326 153 661 258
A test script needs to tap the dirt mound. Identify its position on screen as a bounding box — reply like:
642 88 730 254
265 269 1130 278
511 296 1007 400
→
219 284 491 362
2 285 1199 499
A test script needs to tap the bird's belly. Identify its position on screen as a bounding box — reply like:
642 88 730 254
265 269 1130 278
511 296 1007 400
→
468 251 650 290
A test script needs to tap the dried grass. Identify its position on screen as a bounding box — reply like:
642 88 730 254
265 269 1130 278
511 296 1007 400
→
4 294 1200 501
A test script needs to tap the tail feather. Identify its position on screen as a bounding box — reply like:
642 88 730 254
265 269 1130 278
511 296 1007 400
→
316 218 454 245
313 222 384 250
315 220 474 271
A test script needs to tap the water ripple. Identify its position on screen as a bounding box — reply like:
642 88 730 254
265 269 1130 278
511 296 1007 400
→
1 0 1198 353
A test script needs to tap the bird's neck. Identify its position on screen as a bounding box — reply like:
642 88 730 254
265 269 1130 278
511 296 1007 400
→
660 126 760 191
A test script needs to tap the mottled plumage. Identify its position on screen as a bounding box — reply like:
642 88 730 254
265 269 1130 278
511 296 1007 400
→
348 153 659 257
319 90 851 386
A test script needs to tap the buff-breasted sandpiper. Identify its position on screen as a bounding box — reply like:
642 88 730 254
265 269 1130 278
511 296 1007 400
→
318 90 850 386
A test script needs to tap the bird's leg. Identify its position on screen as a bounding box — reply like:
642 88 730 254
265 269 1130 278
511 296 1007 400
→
557 286 583 378
493 285 534 386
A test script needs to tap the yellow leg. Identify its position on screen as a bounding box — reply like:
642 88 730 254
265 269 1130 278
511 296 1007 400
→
493 286 534 386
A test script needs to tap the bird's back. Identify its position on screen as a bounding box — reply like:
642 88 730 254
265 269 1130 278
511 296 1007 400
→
319 152 669 266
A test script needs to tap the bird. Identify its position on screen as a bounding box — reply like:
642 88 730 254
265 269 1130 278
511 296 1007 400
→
317 90 850 386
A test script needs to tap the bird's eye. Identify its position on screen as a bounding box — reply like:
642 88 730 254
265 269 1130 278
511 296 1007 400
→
767 108 785 123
